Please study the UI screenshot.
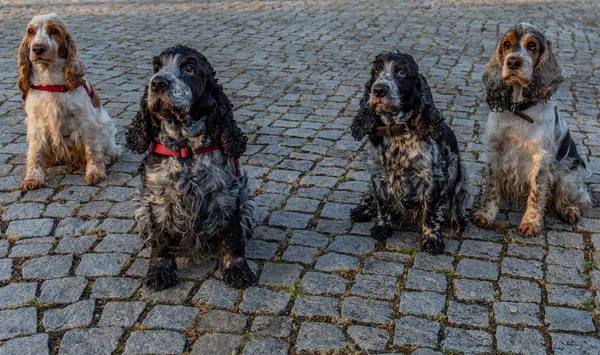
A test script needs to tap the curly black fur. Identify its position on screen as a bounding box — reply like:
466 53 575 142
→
482 23 564 111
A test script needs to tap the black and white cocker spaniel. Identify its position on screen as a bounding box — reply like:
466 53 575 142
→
350 51 469 254
473 23 590 236
125 45 256 290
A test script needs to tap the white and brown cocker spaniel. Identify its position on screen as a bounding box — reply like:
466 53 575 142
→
473 23 590 236
17 13 120 190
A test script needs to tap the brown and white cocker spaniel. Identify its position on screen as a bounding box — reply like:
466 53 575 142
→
17 13 120 190
473 23 590 236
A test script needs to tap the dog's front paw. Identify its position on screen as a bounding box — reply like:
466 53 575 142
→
473 211 495 229
422 235 445 255
370 225 392 241
145 260 178 291
350 205 375 222
560 206 581 224
222 258 256 289
85 171 106 185
517 220 542 237
22 178 43 191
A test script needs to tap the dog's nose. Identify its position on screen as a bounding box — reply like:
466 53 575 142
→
151 76 169 92
507 57 522 70
372 84 387 98
32 45 46 55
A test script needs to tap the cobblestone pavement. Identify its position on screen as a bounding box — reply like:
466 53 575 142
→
0 0 599 354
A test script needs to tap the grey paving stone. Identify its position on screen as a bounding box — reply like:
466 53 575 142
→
6 218 53 238
507 243 545 260
245 239 278 260
2 203 44 221
314 252 359 272
58 327 122 355
0 307 37 340
142 305 199 330
94 233 143 253
315 219 352 234
547 284 594 307
496 326 545 355
394 316 440 348
239 287 291 314
76 253 129 277
281 245 318 264
405 269 447 292
242 336 289 355
254 226 287 242
139 281 195 305
0 259 12 282
351 274 397 299
54 186 98 202
124 330 186 355
192 279 239 309
499 277 541 302
546 246 585 269
399 291 446 316
91 277 141 299
250 316 293 338
551 333 600 355
453 278 495 302
501 257 544 279
347 325 389 351
386 231 421 251
268 211 312 229
459 239 502 259
0 240 7 257
413 252 454 271
97 218 135 233
320 202 356 219
259 262 303 287
43 300 95 331
299 271 347 295
9 243 52 257
0 333 49 355
447 301 489 328
341 296 392 324
190 333 242 355
296 322 346 352
362 258 404 276
39 277 87 304
126 258 150 277
96 186 135 201
43 202 77 219
546 265 587 285
456 258 498 280
548 231 584 249
98 301 146 327
442 327 493 353
292 295 339 317
55 235 97 254
284 197 320 213
177 259 216 281
197 310 247 333
545 306 595 332
328 235 376 255
54 217 99 237
77 201 111 218
0 282 37 309
22 255 73 279
494 302 542 326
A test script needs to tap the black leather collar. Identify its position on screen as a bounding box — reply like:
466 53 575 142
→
510 102 536 123
375 121 411 137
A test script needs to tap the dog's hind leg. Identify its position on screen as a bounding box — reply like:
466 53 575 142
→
145 233 178 291
218 212 257 289
421 181 447 255
350 186 377 222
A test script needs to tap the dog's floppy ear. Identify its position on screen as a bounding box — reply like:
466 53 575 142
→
414 74 443 141
125 86 159 154
351 73 379 141
206 82 247 159
482 35 512 110
17 34 32 93
63 32 86 90
529 39 564 101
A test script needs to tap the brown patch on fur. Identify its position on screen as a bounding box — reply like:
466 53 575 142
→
63 32 86 90
17 31 32 93
499 32 517 61
92 91 101 108
521 34 541 67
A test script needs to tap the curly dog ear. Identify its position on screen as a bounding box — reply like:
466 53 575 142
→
17 33 32 93
527 39 564 102
125 86 159 154
414 74 443 141
206 82 247 159
351 75 379 141
482 34 512 111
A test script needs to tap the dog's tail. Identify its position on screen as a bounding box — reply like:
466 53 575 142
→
449 161 473 232
238 173 256 241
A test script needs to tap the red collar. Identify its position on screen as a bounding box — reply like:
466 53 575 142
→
149 142 219 159
149 142 240 176
22 82 95 101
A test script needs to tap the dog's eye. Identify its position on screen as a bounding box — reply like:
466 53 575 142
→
397 69 406 77
49 29 58 35
184 65 194 73
503 41 511 50
27 28 34 35
527 42 537 51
